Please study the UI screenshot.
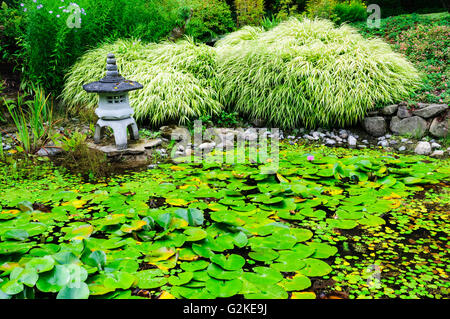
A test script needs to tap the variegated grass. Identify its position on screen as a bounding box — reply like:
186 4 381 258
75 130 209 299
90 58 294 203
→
61 38 223 126
215 17 421 129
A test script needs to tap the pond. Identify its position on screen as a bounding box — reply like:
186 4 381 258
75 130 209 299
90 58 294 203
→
0 143 448 299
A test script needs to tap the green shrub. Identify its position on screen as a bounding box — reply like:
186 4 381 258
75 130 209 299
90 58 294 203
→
306 0 367 24
184 0 236 42
235 0 265 26
215 17 421 129
13 0 185 92
0 2 25 64
61 38 223 126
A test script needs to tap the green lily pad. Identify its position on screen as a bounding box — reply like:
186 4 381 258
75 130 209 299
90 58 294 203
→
248 248 279 262
207 263 243 280
210 254 245 271
280 274 311 291
205 278 242 298
298 258 332 277
168 271 194 286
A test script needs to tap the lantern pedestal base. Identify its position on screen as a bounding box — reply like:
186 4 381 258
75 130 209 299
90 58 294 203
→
94 117 139 150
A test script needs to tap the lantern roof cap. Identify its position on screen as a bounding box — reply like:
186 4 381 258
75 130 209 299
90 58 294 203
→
83 53 143 94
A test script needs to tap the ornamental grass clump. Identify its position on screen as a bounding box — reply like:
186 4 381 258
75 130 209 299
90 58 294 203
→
61 38 223 125
215 18 421 129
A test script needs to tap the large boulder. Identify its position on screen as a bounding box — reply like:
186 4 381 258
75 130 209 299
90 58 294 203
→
429 117 449 138
363 116 387 137
412 104 448 119
390 116 428 138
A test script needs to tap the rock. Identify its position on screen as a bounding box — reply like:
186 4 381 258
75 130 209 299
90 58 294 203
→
147 164 158 169
251 118 265 127
381 104 398 115
357 145 367 149
431 142 441 149
216 139 234 149
198 142 215 150
430 150 445 158
429 117 449 138
36 147 63 157
412 104 448 119
397 105 412 119
367 110 379 116
160 125 190 141
390 116 428 138
378 140 389 147
339 129 348 139
361 139 368 144
389 140 398 145
363 116 387 137
324 138 336 146
143 138 162 149
416 103 429 109
414 141 432 155
398 146 406 152
242 128 258 142
348 136 357 147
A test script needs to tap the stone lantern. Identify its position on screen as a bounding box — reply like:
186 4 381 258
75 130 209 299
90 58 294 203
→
83 53 143 150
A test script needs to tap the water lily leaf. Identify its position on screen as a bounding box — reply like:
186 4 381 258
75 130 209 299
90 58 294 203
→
168 271 194 286
82 250 106 271
244 284 288 299
180 260 209 272
298 258 332 277
291 291 316 299
0 279 24 295
358 214 385 227
36 265 71 293
10 267 38 287
249 248 279 262
271 252 306 272
0 242 33 255
249 232 297 250
290 228 313 242
184 228 207 241
2 229 29 241
280 274 311 291
308 242 338 259
192 242 215 258
63 224 94 241
25 256 55 273
144 247 176 263
205 278 242 298
120 220 147 233
175 208 204 226
326 218 358 230
135 270 167 289
211 254 245 271
207 263 243 280
166 198 189 207
56 282 89 299
103 271 135 290
292 244 316 259
243 267 283 287
156 213 172 230
18 201 33 212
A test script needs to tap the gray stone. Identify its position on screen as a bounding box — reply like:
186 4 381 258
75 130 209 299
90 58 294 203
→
36 147 63 157
381 104 398 115
160 126 190 141
378 140 389 147
431 142 441 149
414 141 432 155
198 142 216 150
430 150 445 158
397 105 412 119
429 117 449 138
363 116 387 137
348 136 357 147
143 138 162 149
412 104 448 119
324 138 336 146
398 146 406 152
390 116 428 138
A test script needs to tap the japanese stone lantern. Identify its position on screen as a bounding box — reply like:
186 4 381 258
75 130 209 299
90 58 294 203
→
83 53 143 150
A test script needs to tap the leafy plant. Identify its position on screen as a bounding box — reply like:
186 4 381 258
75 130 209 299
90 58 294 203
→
2 86 58 154
215 17 421 128
184 0 236 42
234 0 265 26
